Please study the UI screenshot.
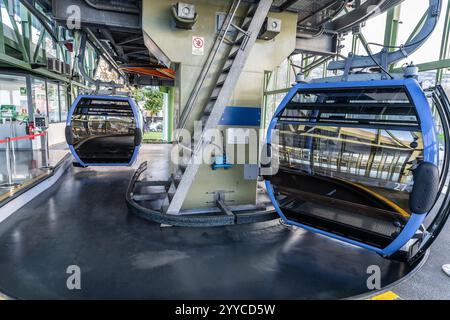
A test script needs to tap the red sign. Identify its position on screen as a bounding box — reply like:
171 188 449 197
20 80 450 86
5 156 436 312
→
192 36 205 55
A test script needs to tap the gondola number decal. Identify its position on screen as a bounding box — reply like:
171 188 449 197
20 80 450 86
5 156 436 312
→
394 183 408 191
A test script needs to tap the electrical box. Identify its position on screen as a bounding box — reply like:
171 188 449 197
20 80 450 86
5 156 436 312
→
244 164 259 180
47 58 64 74
177 2 196 20
34 115 49 129
172 2 198 29
258 17 281 40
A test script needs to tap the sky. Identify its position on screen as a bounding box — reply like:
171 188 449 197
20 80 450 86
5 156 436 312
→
343 0 448 66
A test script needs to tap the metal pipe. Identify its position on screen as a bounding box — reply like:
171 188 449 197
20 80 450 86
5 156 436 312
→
327 0 388 32
298 0 348 26
84 28 126 79
9 120 16 179
84 0 140 14
77 33 96 85
42 132 50 169
78 32 125 89
5 138 13 186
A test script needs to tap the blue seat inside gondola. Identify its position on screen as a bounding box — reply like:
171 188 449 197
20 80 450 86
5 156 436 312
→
265 78 440 257
65 95 142 167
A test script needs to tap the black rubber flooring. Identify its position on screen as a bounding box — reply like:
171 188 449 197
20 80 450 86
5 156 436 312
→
0 164 413 299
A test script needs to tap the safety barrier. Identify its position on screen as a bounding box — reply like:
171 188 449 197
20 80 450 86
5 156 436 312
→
0 132 48 189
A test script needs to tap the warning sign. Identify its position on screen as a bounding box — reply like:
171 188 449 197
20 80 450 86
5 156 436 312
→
192 36 204 56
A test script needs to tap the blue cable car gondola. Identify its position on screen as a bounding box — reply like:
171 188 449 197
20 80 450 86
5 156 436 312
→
264 78 441 258
65 95 142 167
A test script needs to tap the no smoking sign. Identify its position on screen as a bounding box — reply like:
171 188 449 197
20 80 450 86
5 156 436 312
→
192 36 204 56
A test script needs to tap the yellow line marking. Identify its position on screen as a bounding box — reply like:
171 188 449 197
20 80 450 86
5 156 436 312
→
368 291 400 300
339 179 411 218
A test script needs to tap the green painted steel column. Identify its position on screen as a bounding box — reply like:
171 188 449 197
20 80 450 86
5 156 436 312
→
20 4 32 64
437 0 450 83
161 86 174 142
0 2 4 54
352 32 359 54
384 6 401 52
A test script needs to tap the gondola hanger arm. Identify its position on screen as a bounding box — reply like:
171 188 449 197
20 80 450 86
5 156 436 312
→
328 0 442 72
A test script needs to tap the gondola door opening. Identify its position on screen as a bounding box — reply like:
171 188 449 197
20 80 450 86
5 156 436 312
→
65 95 142 167
264 79 447 261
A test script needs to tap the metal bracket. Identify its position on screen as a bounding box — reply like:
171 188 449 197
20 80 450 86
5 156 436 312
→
230 21 252 50
342 52 355 81
216 199 235 217
380 48 389 80
239 31 251 50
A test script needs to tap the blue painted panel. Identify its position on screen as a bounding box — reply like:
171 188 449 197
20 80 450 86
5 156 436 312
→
219 106 261 126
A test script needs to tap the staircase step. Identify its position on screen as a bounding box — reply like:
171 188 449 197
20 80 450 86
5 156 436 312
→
203 101 215 115
247 4 257 17
166 180 178 203
210 86 222 100
168 190 176 202
201 114 209 127
216 72 228 86
166 0 272 215
228 45 240 59
235 33 245 45
217 72 228 83
171 173 183 189
222 59 234 72
242 16 252 30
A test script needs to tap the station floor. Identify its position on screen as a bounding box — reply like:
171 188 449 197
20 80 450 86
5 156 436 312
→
0 144 448 299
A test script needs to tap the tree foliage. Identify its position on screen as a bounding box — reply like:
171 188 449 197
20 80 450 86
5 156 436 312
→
133 88 164 118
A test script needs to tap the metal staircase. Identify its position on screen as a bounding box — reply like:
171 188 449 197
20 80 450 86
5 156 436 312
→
166 0 274 215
